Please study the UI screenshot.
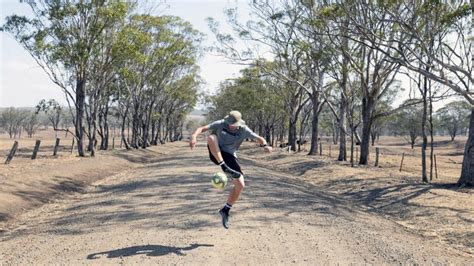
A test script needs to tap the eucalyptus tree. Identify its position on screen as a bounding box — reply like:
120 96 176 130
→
23 111 40 138
1 107 25 139
394 105 424 149
342 1 473 185
2 0 132 156
317 4 354 161
340 2 403 165
208 1 313 151
161 73 200 142
291 0 337 155
36 99 63 137
144 17 201 147
114 14 201 148
208 65 286 145
437 100 471 141
85 11 130 155
318 107 339 143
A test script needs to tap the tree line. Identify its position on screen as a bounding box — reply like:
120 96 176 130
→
1 1 201 156
206 0 473 186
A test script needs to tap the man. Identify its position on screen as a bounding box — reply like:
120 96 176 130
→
189 110 272 229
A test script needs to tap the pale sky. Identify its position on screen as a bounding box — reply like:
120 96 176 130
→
0 0 456 110
0 0 250 107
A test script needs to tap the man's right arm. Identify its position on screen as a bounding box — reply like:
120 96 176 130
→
189 125 209 150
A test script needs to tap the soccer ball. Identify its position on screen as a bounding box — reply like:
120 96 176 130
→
211 172 228 189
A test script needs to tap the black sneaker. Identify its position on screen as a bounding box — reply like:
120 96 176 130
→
221 164 241 179
219 209 230 229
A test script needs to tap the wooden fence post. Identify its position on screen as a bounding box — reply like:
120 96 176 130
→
375 147 380 167
112 137 115 149
319 143 322 156
71 138 75 154
434 154 438 179
53 138 60 156
32 140 41 159
399 152 405 172
5 141 18 164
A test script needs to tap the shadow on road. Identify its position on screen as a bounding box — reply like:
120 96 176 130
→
0 147 363 241
87 243 214 259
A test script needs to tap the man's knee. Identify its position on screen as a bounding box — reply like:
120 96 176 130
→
234 178 245 190
207 134 217 145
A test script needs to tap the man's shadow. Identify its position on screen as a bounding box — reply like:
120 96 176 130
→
87 243 214 259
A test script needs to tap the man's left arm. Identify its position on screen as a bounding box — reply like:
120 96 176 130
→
256 136 272 153
244 126 272 153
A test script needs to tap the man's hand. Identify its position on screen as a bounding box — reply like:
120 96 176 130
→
263 145 272 153
189 126 209 150
189 136 197 150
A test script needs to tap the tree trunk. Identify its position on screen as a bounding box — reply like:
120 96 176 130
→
265 125 271 144
271 127 275 147
121 105 131 150
151 120 157 145
457 108 474 186
288 118 297 152
354 127 361 144
359 97 374 165
98 110 105 149
87 100 98 157
429 81 434 181
103 104 109 150
308 93 320 155
332 120 338 145
142 101 155 148
338 92 347 161
370 129 377 146
131 104 140 148
157 117 163 144
350 125 355 167
75 78 85 157
338 16 349 161
421 76 428 183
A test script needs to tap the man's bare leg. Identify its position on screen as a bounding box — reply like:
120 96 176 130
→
227 177 245 205
207 135 224 162
209 134 244 229
219 175 244 229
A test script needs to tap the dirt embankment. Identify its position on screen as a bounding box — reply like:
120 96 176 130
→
0 145 174 230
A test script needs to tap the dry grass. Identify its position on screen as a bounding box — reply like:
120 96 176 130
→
0 128 162 228
286 135 466 183
0 128 123 159
239 135 473 254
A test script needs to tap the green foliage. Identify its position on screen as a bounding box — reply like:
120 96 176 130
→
0 107 28 138
208 64 286 130
436 100 471 139
36 99 63 128
318 4 341 18
270 11 285 21
387 103 423 146
440 3 471 26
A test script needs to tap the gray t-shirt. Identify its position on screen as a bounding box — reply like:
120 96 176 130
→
208 119 259 156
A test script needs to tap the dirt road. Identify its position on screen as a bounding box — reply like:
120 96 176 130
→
0 142 471 265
